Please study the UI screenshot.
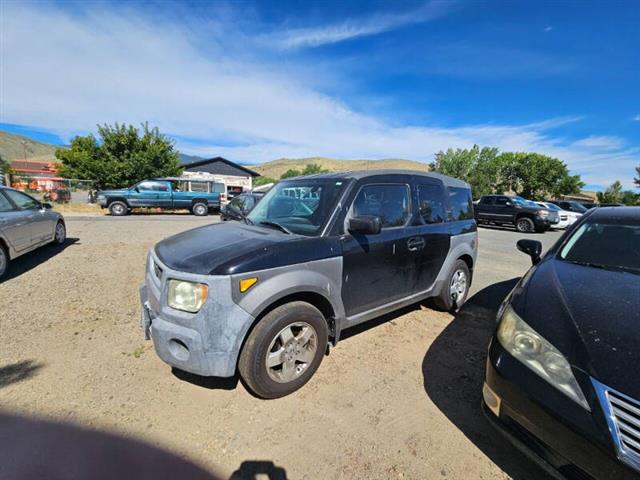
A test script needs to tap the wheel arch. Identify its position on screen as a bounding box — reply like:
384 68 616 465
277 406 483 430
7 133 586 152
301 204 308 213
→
107 197 129 207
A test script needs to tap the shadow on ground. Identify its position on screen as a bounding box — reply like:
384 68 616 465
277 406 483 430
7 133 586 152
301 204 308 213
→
422 278 553 480
229 460 288 480
172 368 240 391
0 360 44 389
3 238 79 281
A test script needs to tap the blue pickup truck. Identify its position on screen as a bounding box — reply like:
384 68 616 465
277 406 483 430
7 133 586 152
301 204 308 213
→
97 179 225 216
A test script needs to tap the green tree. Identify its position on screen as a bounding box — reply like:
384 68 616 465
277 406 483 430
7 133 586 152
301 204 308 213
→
253 176 276 187
495 152 583 199
301 163 329 175
56 123 182 189
597 180 624 204
635 165 640 188
430 145 500 197
620 190 640 206
280 169 302 179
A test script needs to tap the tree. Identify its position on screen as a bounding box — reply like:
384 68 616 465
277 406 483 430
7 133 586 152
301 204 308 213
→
495 152 583 199
253 176 276 187
597 180 624 204
280 169 301 179
635 165 640 188
56 123 182 189
620 190 640 206
430 145 500 197
301 163 328 175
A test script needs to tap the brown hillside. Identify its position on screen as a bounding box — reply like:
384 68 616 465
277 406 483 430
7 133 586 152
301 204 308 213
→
0 130 60 162
250 157 429 179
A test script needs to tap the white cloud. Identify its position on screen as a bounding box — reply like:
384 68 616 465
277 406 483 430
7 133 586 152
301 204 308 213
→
633 114 640 121
266 1 454 50
544 26 553 32
1 2 638 189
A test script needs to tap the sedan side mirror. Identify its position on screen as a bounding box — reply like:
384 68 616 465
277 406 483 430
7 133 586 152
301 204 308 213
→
517 239 542 265
42 202 53 210
348 215 382 235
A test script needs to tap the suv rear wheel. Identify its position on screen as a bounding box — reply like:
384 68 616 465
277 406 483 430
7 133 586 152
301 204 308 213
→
433 259 470 312
515 216 535 233
238 301 328 398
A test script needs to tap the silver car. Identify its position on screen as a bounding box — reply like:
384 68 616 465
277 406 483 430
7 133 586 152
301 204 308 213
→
0 186 66 279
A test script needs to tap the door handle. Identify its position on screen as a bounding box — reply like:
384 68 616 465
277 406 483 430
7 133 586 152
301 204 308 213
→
407 237 426 251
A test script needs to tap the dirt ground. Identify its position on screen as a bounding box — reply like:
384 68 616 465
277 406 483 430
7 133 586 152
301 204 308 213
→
0 217 562 479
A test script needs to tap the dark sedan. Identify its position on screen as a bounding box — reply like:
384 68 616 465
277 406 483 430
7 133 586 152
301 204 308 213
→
483 207 640 480
220 192 264 221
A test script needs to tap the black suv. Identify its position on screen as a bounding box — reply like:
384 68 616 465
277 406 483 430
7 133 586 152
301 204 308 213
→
549 200 589 214
140 170 478 398
475 195 558 233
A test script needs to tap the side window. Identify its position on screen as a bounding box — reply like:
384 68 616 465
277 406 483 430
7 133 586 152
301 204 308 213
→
153 183 169 192
190 182 209 193
495 196 510 206
137 181 155 191
243 196 256 210
352 184 410 228
479 196 493 205
417 184 446 224
4 189 40 210
449 187 474 221
229 196 244 209
0 192 15 212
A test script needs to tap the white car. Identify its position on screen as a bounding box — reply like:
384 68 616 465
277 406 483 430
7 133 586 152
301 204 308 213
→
536 201 582 229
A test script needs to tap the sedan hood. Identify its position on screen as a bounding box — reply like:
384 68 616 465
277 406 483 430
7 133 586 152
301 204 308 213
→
154 222 339 275
513 258 640 398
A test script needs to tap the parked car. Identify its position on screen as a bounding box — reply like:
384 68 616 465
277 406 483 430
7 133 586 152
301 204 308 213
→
0 186 66 279
474 195 559 233
550 200 590 215
483 207 640 480
97 179 224 216
140 170 478 398
535 201 582 229
599 203 626 207
220 192 264 222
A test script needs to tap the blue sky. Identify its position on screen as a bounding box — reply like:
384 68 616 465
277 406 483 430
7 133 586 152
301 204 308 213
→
1 0 639 190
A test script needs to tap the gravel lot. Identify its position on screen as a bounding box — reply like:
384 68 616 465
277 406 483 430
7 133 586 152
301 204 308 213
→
0 216 562 479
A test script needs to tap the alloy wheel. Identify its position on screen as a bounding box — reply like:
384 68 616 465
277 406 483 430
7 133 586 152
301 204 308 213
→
449 269 467 301
265 322 318 383
55 222 66 244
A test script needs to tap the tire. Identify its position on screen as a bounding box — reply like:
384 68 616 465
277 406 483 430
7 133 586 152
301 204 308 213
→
433 259 471 313
515 216 535 233
192 202 208 216
0 243 9 280
52 220 66 245
238 301 328 399
109 201 129 216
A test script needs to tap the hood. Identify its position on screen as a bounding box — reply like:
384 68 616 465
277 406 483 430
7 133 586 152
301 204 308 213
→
154 222 340 275
512 257 640 398
98 188 130 195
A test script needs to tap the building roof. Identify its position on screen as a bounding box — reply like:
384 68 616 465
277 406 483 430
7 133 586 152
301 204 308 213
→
180 156 260 177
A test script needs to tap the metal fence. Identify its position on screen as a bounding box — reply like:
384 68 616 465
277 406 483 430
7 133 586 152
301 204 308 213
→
10 175 97 204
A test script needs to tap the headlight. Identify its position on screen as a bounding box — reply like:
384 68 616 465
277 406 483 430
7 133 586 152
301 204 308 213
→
167 279 208 313
497 305 590 410
536 210 549 217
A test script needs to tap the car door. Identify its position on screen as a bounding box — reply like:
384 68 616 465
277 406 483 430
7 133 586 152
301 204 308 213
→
340 182 414 318
0 189 38 252
413 181 451 292
475 196 495 222
128 181 159 207
154 182 173 208
493 196 515 222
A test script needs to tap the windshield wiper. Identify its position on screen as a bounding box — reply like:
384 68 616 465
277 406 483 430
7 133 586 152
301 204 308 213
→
242 214 254 225
567 260 640 275
259 221 292 235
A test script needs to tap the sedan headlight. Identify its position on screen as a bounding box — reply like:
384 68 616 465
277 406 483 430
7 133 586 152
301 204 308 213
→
167 279 208 313
497 305 590 410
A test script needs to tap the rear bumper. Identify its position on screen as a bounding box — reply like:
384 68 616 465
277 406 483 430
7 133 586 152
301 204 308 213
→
484 340 637 480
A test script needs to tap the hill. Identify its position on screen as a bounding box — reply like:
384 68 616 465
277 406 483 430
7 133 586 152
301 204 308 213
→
250 157 429 179
0 130 60 162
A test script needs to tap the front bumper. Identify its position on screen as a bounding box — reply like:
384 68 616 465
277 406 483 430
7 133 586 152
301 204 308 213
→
140 252 256 378
484 339 638 480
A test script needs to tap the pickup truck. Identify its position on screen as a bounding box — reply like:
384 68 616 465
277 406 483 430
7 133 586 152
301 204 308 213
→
98 179 224 216
474 194 558 233
140 170 478 398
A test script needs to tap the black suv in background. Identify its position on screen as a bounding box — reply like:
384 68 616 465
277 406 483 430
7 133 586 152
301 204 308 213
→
549 200 590 215
474 195 558 233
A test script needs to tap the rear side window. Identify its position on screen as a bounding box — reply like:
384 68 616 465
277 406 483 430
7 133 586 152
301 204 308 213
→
0 192 14 212
190 182 209 192
495 196 510 206
353 184 410 228
417 184 446 224
212 183 225 193
449 187 474 221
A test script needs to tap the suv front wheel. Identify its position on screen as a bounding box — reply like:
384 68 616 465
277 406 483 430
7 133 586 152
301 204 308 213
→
238 301 328 399
515 216 535 233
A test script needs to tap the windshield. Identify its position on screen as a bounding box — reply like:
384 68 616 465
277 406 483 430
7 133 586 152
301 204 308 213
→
543 203 560 211
247 179 348 236
559 222 640 273
569 202 588 213
511 196 531 206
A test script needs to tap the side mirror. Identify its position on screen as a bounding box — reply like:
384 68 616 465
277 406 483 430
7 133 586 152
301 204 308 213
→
505 201 513 206
42 202 53 210
517 239 542 265
348 215 382 235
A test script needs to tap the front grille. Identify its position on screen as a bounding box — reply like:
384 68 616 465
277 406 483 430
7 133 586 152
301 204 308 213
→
592 378 640 472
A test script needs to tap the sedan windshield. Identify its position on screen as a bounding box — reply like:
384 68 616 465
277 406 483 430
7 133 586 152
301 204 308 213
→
559 222 640 273
247 179 347 236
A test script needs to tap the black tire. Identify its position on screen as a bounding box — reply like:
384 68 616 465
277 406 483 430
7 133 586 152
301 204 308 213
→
515 216 535 233
433 259 471 312
238 301 328 399
192 202 208 216
51 220 66 245
0 242 9 280
109 201 129 216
